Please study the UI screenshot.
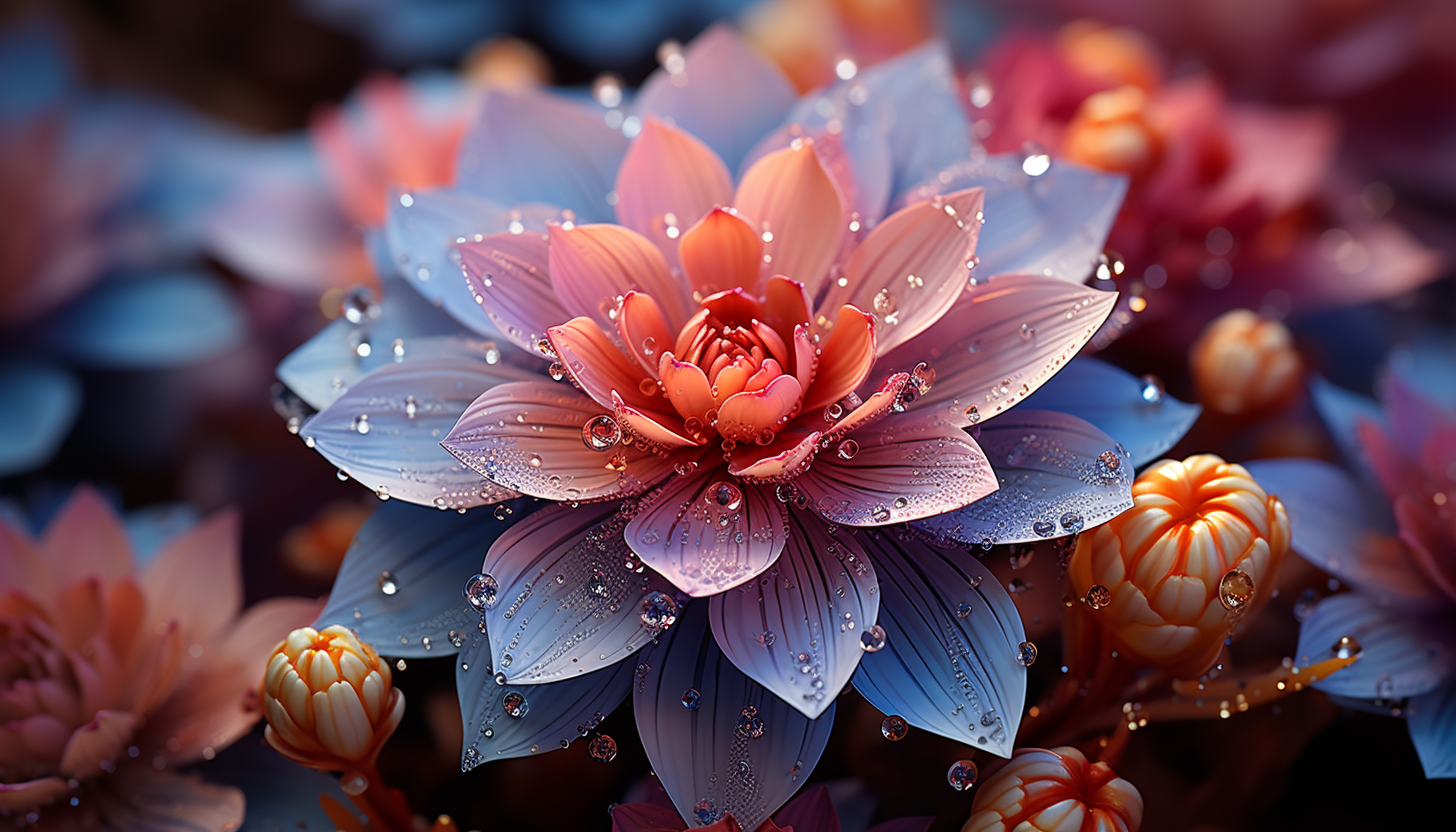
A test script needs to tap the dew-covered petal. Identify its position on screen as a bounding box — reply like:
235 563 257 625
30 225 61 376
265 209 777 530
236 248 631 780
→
659 355 717 424
678 208 764 299
615 119 734 261
877 274 1117 428
459 230 567 354
708 512 877 718
1409 683 1456 779
441 381 676 502
1020 357 1200 466
635 23 797 174
47 272 244 369
914 410 1134 546
0 362 79 477
455 88 626 223
620 292 676 378
802 305 876 413
717 376 804 443
851 527 1026 756
625 466 787 596
823 188 985 356
481 501 680 683
313 498 538 657
548 316 661 415
796 417 997 526
303 358 532 508
634 603 836 831
550 223 693 333
734 141 845 295
1297 593 1456 700
456 620 634 766
727 428 821 482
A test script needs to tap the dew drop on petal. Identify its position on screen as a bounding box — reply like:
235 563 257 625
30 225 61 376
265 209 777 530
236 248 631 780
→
1016 641 1038 666
1218 569 1254 611
859 624 887 652
1331 635 1362 660
947 759 979 791
1140 374 1165 403
503 691 528 718
880 715 908 741
681 688 701 710
588 734 617 762
465 573 498 610
377 572 399 596
837 439 859 460
1084 584 1112 610
581 415 621 451
640 592 678 632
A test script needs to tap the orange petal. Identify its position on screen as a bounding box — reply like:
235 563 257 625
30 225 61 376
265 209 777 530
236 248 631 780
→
612 392 704 450
699 286 764 325
733 140 845 292
801 304 875 412
614 118 733 261
743 358 784 393
548 223 692 330
823 372 912 441
713 355 756 405
727 428 822 482
617 290 675 377
547 317 656 413
717 375 803 441
791 323 816 395
763 275 812 354
659 353 717 424
679 207 763 297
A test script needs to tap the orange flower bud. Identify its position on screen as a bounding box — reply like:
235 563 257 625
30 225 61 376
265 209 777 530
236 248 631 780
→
1061 85 1166 178
962 746 1143 832
1057 21 1163 91
261 625 405 770
1068 455 1290 677
1190 309 1303 416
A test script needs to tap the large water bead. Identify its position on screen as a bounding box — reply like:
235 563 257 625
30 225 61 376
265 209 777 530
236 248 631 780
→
1067 454 1290 677
961 746 1144 832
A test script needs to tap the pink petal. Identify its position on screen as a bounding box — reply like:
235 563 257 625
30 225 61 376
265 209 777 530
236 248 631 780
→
0 516 52 602
142 510 241 647
58 710 137 779
459 231 568 354
795 416 998 526
823 372 913 441
625 467 788 595
548 317 659 413
615 119 734 263
92 768 244 832
613 392 706 451
733 140 846 295
442 382 680 501
727 428 822 482
659 354 717 425
825 188 985 356
790 324 816 395
549 223 692 333
1396 495 1456 603
42 487 133 584
619 291 676 377
0 777 70 813
802 305 876 413
679 208 764 298
717 375 804 442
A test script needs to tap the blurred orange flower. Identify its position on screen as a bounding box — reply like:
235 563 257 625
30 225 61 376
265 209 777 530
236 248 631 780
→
1189 309 1303 416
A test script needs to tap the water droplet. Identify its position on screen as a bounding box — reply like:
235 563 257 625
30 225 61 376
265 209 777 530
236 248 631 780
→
681 689 701 710
640 592 678 633
502 691 528 718
581 415 622 451
1059 512 1084 533
735 706 765 739
1084 585 1112 610
588 568 609 598
341 286 380 324
872 288 898 318
880 715 908 741
588 734 617 762
956 602 973 619
641 336 656 356
1094 450 1122 483
711 481 743 510
1032 519 1056 537
1140 374 1164 403
528 454 543 468
964 405 981 424
859 624 887 652
947 759 979 791
339 772 368 795
1331 635 1362 660
548 362 567 382
757 630 776 648
836 438 860 460
1021 144 1051 177
1019 323 1035 341
871 505 891 523
351 414 371 435
693 799 717 825
1218 569 1254 611
1016 641 1038 666
377 572 399 595
465 573 498 610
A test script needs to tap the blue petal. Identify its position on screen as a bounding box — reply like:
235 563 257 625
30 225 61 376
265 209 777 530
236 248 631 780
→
1388 335 1456 410
0 19 75 117
914 409 1134 545
1297 593 1456 700
635 603 836 831
48 272 244 369
302 358 535 508
0 362 80 476
708 512 878 718
314 497 538 657
479 501 678 684
1308 374 1383 472
1020 357 1200 466
915 154 1127 283
123 503 200 568
455 89 626 223
852 528 1026 756
384 188 561 336
207 736 345 832
455 620 634 767
1409 683 1456 778
637 23 797 174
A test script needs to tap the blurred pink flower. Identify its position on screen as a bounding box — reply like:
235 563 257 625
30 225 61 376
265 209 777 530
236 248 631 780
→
0 488 320 828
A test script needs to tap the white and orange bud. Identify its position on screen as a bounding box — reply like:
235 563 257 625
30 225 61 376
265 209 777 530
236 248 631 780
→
1190 309 1303 416
261 625 405 770
1057 20 1163 92
962 746 1143 832
1069 455 1290 677
1061 85 1166 178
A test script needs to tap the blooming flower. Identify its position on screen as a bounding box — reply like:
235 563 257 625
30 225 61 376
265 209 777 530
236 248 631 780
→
1245 343 1456 778
0 487 319 828
1068 454 1290 677
961 746 1143 832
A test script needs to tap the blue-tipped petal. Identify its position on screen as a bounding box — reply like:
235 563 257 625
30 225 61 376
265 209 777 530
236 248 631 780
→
635 604 836 831
1308 374 1383 472
456 621 634 767
455 88 626 223
912 154 1127 283
48 272 244 369
314 498 537 657
637 24 797 176
1297 593 1456 700
482 500 679 684
0 362 80 477
1019 357 1200 466
709 512 878 718
914 409 1133 545
302 358 533 508
852 527 1026 756
385 188 561 336
1409 683 1456 778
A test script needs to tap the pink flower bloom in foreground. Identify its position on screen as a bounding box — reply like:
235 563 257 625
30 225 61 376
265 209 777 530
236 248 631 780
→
0 488 320 828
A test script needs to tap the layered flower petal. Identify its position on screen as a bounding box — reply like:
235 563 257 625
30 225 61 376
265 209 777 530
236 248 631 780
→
678 208 763 299
459 229 568 354
734 140 845 294
548 316 660 414
1296 593 1456 701
615 119 734 259
1409 684 1456 779
549 223 692 333
619 291 676 377
802 305 876 413
717 375 803 442
963 746 1144 832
